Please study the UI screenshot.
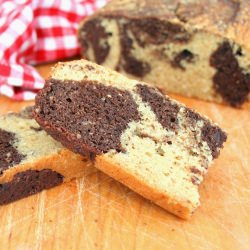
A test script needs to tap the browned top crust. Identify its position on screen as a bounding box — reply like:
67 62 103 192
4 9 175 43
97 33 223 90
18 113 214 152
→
93 0 250 50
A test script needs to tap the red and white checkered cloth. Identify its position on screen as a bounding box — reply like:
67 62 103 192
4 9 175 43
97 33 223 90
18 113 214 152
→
0 0 107 100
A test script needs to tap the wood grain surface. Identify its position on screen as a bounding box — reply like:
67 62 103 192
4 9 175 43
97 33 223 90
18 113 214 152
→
0 63 249 250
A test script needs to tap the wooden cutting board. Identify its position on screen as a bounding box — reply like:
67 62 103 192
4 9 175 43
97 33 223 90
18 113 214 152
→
0 63 249 250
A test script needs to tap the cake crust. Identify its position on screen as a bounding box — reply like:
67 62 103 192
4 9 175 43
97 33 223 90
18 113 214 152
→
95 155 192 219
92 0 250 51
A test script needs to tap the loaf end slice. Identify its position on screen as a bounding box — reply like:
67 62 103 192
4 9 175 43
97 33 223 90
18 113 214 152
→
0 107 92 205
78 0 250 107
34 59 227 219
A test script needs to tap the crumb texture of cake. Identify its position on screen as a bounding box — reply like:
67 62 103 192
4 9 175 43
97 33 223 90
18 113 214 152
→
0 170 63 205
34 60 227 219
0 107 92 205
78 0 250 107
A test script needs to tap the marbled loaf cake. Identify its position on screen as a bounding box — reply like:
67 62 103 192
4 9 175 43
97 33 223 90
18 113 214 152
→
0 107 91 205
78 0 250 107
34 59 227 219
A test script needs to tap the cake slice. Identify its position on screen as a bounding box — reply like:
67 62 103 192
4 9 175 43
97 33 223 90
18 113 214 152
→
78 0 250 107
0 107 92 205
34 59 227 219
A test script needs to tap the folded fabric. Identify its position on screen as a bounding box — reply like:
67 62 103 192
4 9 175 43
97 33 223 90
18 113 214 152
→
0 0 107 100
